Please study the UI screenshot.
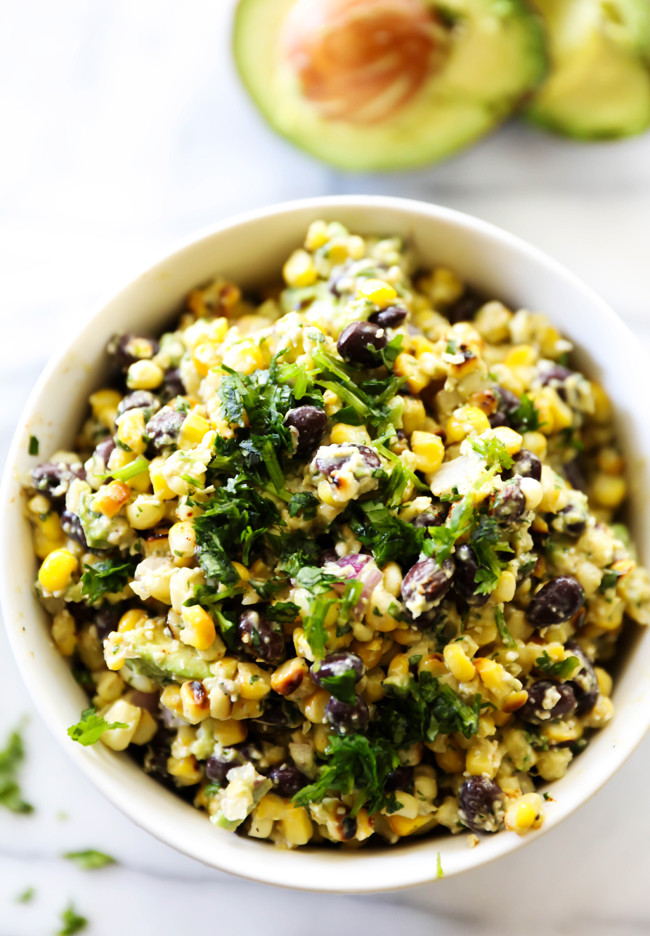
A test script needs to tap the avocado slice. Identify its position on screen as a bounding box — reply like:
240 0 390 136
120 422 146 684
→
106 622 213 684
233 0 546 171
527 0 650 138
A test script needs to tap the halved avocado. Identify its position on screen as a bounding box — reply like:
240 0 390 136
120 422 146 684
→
233 0 546 171
527 0 650 138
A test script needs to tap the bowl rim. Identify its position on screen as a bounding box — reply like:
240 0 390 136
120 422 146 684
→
2 194 649 892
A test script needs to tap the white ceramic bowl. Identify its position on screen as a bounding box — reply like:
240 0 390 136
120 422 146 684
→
2 196 650 892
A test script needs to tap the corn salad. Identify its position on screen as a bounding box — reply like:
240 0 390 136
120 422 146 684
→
25 220 650 849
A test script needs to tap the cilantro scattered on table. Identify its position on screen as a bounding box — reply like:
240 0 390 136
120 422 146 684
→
0 727 33 815
16 886 35 903
64 849 116 870
57 904 88 935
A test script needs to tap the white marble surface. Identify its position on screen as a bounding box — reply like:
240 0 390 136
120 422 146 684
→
2 1 650 933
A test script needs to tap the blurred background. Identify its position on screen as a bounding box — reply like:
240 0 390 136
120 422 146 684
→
1 1 649 934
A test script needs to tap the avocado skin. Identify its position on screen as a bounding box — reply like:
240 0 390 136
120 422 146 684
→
527 0 650 139
233 0 547 171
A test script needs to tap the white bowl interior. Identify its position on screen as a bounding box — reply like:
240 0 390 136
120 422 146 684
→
2 196 650 891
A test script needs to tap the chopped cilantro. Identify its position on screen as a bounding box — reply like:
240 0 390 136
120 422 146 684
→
542 791 552 801
599 569 621 593
445 339 458 355
81 558 135 604
314 666 357 704
288 492 319 520
293 565 344 658
436 852 444 879
470 515 513 596
0 727 33 815
422 492 476 564
102 454 149 482
266 601 300 624
64 849 116 870
349 500 423 567
471 436 514 471
377 673 481 747
28 435 39 456
16 886 35 903
509 393 542 432
495 607 516 648
67 708 128 746
58 904 88 935
534 651 580 679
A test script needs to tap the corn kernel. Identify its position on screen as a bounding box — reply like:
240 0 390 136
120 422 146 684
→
401 397 426 435
282 805 314 847
443 643 476 682
283 249 317 288
434 743 465 774
180 679 211 724
591 474 626 509
410 431 444 473
522 431 547 459
387 652 410 686
179 411 211 446
304 220 329 251
595 666 613 697
115 408 147 455
131 708 158 745
118 609 148 633
99 700 141 751
418 653 447 678
504 345 536 368
126 494 166 530
180 605 216 650
237 662 272 701
357 278 397 308
93 481 131 518
387 814 432 837
394 352 429 394
127 359 164 390
271 658 309 697
38 548 78 593
168 755 202 784
465 738 498 778
169 520 196 560
590 382 612 423
231 561 250 585
222 340 265 376
150 459 176 500
330 423 371 446
212 719 247 746
192 341 220 376
89 389 122 428
488 426 523 456
446 405 490 443
303 689 330 724
51 609 76 656
505 793 544 834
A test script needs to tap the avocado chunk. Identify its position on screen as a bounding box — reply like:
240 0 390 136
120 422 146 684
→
233 0 546 171
105 621 213 683
527 0 650 138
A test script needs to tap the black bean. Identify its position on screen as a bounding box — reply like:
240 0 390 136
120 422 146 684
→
238 610 285 666
505 449 542 482
254 697 303 729
563 459 586 492
526 576 585 628
206 753 242 785
340 814 357 840
325 694 369 734
565 640 599 715
445 290 483 325
145 407 186 449
117 390 160 418
337 321 387 366
94 606 122 641
60 510 88 549
110 333 158 371
454 544 488 607
267 763 309 798
284 406 327 456
401 558 455 617
314 444 381 477
490 480 526 525
31 462 81 503
458 776 505 834
412 503 448 528
519 680 577 724
159 367 185 402
384 765 414 792
553 504 587 538
143 728 174 784
489 411 508 429
492 385 521 426
539 363 573 399
311 652 364 689
369 305 408 328
94 437 115 466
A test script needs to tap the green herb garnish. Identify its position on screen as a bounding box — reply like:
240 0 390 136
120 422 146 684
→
64 849 116 870
67 708 128 746
495 607 516 648
28 435 39 456
80 558 135 604
58 904 88 935
535 651 580 679
0 727 33 815
509 393 542 432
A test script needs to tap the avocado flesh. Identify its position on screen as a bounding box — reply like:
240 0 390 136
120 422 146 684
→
233 0 546 171
116 624 213 684
528 0 650 138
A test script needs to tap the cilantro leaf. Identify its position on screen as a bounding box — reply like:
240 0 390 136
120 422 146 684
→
67 708 128 746
535 651 581 679
80 558 136 604
64 849 116 870
28 435 39 456
495 606 516 648
265 601 300 624
422 494 475 564
377 673 481 747
509 393 542 432
349 500 423 567
313 666 358 704
599 569 621 592
471 436 514 471
0 727 33 815
288 492 319 519
58 904 88 936
470 515 513 596
293 566 343 658
16 886 35 903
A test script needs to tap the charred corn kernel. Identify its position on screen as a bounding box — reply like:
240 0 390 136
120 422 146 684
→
303 689 330 724
38 548 78 592
394 352 429 394
89 389 122 428
180 605 216 650
93 481 131 518
271 657 309 697
505 793 544 833
522 430 547 459
131 709 157 745
283 249 317 288
192 340 220 376
446 405 490 443
465 738 498 778
410 431 445 473
382 562 403 598
180 679 211 723
169 521 196 559
257 792 286 821
206 685 233 720
118 609 148 633
590 382 611 422
316 480 339 508
99 700 141 751
305 219 329 251
504 345 536 369
282 805 313 847
418 653 446 678
330 423 371 446
115 408 147 454
387 814 432 837
591 474 626 509
443 643 476 683
126 494 166 530
222 340 265 375
237 662 272 701
595 666 613 697
401 397 426 435
179 411 211 445
357 278 397 307
51 609 76 656
502 689 529 713
150 460 176 500
93 671 125 706
489 426 523 456
212 718 247 746
127 359 164 390
167 755 202 784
